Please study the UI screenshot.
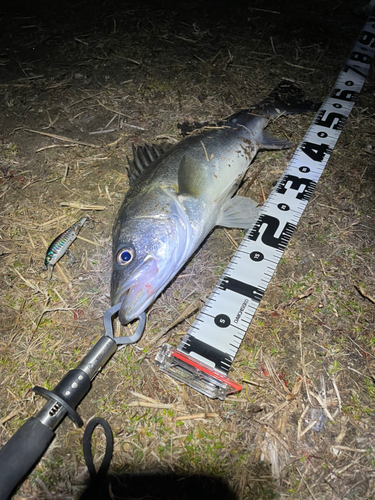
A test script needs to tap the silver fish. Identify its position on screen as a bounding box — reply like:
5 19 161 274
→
111 83 312 324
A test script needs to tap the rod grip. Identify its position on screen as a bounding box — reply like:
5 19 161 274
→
0 417 55 500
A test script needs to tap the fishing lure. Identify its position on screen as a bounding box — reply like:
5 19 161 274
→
44 217 91 278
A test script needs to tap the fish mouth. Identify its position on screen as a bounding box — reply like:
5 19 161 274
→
112 256 159 324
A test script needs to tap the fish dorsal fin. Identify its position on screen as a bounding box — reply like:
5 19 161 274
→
217 195 260 229
126 143 166 185
178 155 206 198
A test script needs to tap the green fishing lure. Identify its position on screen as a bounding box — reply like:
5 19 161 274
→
44 217 90 278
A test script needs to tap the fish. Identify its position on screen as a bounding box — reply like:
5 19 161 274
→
44 217 90 278
111 82 313 324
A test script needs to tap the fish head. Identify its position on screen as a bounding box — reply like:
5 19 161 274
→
111 190 190 324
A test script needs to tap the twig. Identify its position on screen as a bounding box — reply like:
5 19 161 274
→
59 202 106 210
330 374 342 413
284 61 315 72
297 405 310 440
270 36 276 54
257 178 266 203
0 410 21 425
98 102 146 130
38 215 69 228
76 235 103 247
176 413 219 421
117 57 141 65
300 419 318 438
339 300 353 315
128 391 184 411
241 163 268 196
105 134 128 148
36 144 75 152
97 101 131 118
105 114 118 129
149 300 200 345
223 229 239 248
13 268 45 295
153 134 179 143
200 140 209 162
89 128 117 135
354 283 375 304
29 296 51 343
277 286 314 309
248 7 280 13
24 128 99 148
331 445 368 453
310 391 335 422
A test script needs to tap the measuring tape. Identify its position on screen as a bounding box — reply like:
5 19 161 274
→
156 12 375 400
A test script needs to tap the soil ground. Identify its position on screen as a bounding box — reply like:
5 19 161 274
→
0 1 375 499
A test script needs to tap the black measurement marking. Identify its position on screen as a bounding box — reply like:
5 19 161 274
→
248 214 297 251
346 65 366 78
350 51 372 64
219 276 264 302
301 141 331 162
315 110 346 130
181 336 232 372
358 30 375 48
331 88 357 102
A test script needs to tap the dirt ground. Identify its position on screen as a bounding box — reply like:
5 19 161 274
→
1 0 375 499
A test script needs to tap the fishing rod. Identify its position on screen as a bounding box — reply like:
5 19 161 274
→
0 305 146 500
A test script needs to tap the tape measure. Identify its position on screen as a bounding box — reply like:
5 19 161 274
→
156 12 375 400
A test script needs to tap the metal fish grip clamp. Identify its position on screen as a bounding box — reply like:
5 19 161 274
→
0 305 146 500
33 305 146 428
156 11 375 400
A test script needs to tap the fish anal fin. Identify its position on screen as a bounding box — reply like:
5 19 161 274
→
258 130 294 150
217 195 260 229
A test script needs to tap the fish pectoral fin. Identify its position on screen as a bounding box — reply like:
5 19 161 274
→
217 195 260 229
177 155 207 198
258 130 294 150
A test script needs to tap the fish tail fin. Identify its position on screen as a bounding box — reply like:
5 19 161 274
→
254 80 318 117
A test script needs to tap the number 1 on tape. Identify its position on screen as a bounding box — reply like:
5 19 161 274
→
156 11 375 400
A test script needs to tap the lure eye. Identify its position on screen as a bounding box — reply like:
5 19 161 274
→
116 247 136 266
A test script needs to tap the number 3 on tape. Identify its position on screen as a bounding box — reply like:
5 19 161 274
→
156 11 375 400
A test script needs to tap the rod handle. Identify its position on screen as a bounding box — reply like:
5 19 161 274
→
0 417 54 500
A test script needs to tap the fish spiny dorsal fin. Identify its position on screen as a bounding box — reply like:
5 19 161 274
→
126 143 163 186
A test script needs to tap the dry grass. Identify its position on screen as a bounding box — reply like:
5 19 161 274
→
1 1 375 499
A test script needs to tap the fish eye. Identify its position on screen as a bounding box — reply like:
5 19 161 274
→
116 247 136 266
